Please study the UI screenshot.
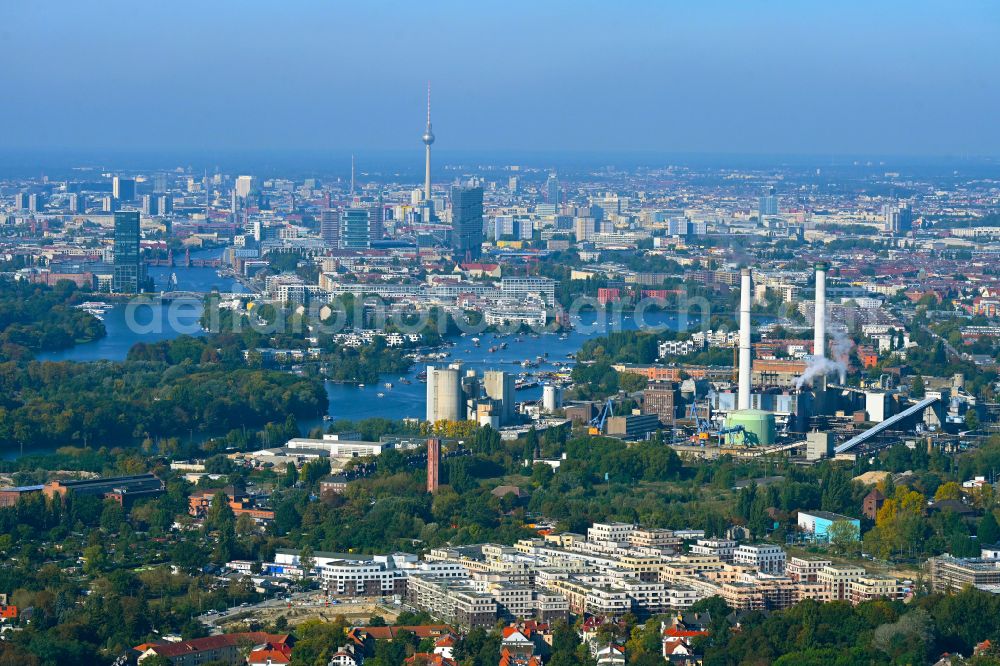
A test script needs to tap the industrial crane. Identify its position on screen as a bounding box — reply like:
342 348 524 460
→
588 398 615 435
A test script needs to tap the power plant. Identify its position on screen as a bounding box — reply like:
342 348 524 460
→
426 365 463 423
426 259 964 462
723 267 777 448
672 260 960 462
737 268 753 411
425 363 518 428
813 261 827 390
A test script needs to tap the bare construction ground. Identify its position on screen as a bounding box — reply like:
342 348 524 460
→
213 600 401 630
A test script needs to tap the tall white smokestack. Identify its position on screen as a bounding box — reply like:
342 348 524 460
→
738 268 752 410
814 262 828 388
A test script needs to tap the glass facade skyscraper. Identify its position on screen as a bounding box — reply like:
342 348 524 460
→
112 210 146 293
341 208 371 249
451 185 484 259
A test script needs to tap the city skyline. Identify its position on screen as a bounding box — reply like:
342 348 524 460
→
1 1 998 158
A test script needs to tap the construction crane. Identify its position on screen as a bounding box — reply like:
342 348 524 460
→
588 398 615 435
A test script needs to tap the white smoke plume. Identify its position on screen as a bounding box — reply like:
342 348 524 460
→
831 328 853 384
795 327 854 389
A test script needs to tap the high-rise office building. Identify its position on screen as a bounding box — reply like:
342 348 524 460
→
157 195 173 216
368 198 385 242
508 175 519 194
102 196 118 213
494 215 516 239
113 176 136 202
574 216 597 242
597 194 620 219
320 208 341 248
141 194 159 216
758 186 778 219
112 210 146 293
483 370 515 426
152 173 168 193
14 192 29 210
882 202 913 235
68 193 85 214
341 208 371 249
545 173 560 206
451 185 484 258
235 175 254 199
28 193 44 212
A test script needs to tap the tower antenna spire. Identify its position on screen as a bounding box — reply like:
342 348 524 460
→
421 81 436 208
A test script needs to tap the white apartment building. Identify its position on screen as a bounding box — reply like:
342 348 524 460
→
690 538 737 563
658 339 702 357
785 557 832 583
320 561 405 596
818 565 865 601
587 522 635 544
499 276 557 305
733 544 786 574
628 528 683 552
406 575 498 628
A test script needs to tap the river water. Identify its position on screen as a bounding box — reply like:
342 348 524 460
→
29 253 707 444
38 308 695 424
36 248 247 363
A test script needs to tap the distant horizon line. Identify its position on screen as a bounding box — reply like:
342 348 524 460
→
0 147 996 161
0 147 996 180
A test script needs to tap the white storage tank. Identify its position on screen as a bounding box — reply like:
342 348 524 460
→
542 384 562 412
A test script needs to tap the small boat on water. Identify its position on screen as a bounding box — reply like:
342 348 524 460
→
377 392 385 398
401 378 413 385
358 383 366 388
500 342 508 350
384 382 393 389
77 301 111 319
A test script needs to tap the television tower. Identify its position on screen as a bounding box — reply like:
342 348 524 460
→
421 82 435 204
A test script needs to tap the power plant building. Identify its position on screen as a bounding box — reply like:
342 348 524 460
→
726 268 777 446
542 385 563 413
426 365 464 423
482 370 515 425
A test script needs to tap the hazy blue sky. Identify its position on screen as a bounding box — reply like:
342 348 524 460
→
1 0 998 157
